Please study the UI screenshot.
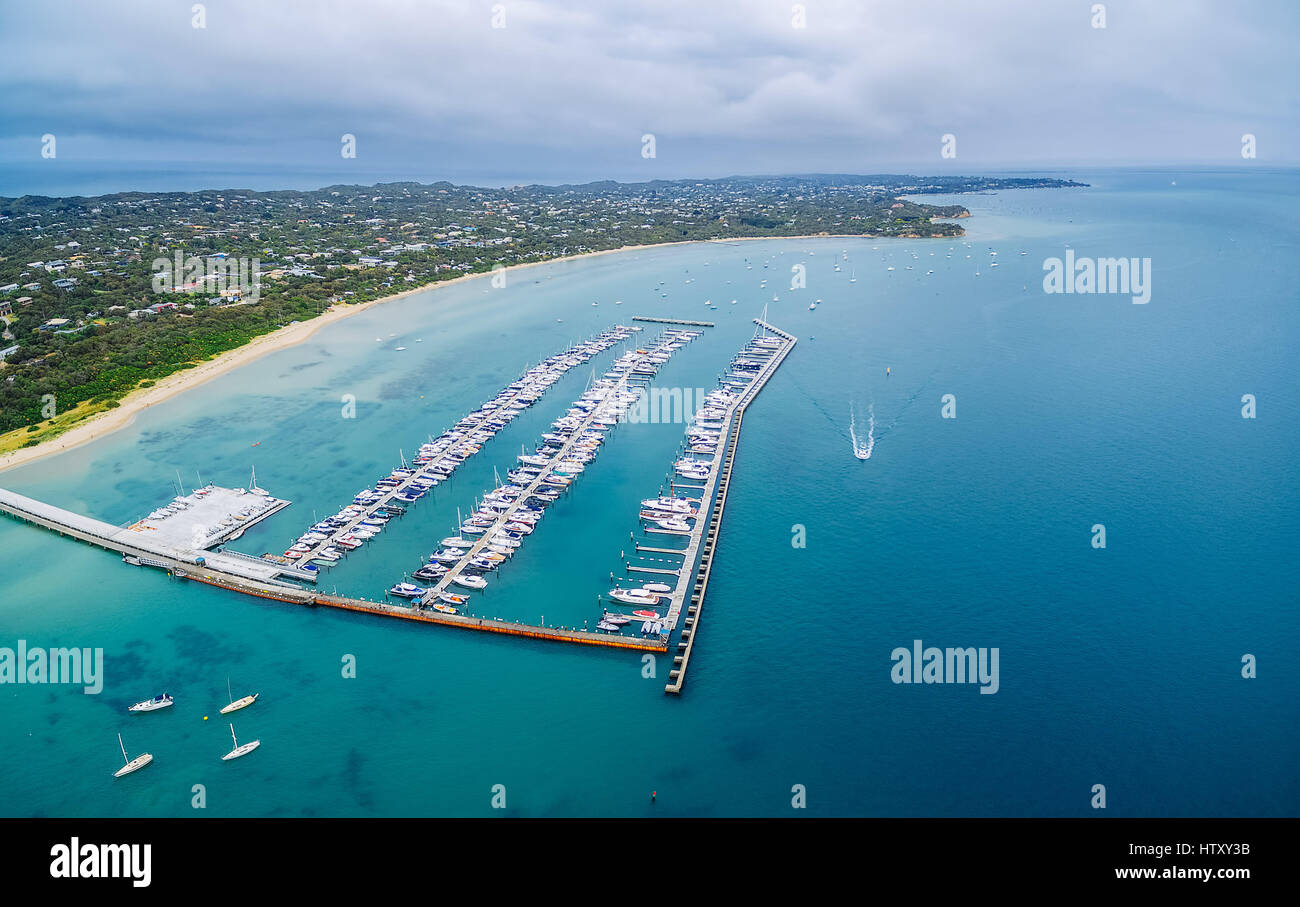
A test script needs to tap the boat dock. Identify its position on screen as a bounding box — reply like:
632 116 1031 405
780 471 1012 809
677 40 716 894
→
0 486 313 584
421 328 699 614
632 316 715 327
282 326 642 569
645 319 795 694
0 486 667 652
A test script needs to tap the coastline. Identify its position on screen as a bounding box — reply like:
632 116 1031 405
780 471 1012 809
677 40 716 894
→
0 231 944 474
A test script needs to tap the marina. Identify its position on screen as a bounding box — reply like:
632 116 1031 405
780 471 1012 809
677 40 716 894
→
280 326 643 569
0 315 793 668
415 327 703 615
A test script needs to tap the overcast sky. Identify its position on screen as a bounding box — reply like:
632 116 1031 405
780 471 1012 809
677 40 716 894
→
0 0 1295 187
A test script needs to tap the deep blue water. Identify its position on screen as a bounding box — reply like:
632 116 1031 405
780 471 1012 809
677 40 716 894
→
0 168 1296 816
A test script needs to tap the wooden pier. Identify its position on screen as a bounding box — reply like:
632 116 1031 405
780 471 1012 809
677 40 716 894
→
663 319 796 694
631 316 715 327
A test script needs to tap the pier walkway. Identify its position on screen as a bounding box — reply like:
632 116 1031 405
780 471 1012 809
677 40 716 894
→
0 487 305 584
0 487 667 652
661 319 796 694
631 317 715 327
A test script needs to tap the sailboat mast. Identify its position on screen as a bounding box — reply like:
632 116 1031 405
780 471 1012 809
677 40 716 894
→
230 724 237 746
118 732 128 763
227 676 233 705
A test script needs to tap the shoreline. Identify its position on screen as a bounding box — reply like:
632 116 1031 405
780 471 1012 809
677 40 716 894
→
0 231 948 474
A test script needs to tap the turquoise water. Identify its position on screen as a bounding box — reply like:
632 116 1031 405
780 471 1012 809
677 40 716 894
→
1 168 1297 816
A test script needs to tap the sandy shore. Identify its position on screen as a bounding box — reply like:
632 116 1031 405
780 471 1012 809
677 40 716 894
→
0 233 904 473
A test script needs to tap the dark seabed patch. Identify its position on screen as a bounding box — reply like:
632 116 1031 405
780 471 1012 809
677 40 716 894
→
341 748 375 810
724 732 764 764
165 625 249 672
102 650 151 707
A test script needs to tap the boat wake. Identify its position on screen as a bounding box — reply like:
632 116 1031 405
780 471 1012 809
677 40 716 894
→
849 403 874 460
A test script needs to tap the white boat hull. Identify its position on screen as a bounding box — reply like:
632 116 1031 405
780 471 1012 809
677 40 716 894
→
220 693 258 715
222 740 261 761
114 754 153 777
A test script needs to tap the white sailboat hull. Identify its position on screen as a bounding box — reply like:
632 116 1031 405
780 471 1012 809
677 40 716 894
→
114 753 153 777
220 693 259 715
222 740 261 761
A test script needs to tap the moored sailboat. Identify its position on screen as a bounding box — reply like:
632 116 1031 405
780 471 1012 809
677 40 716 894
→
221 723 260 761
220 677 259 715
113 733 153 778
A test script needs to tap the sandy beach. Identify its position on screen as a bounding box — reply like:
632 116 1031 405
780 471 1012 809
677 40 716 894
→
0 233 902 474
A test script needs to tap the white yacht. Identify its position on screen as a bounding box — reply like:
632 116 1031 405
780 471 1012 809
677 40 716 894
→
388 582 426 599
608 587 661 606
128 693 173 712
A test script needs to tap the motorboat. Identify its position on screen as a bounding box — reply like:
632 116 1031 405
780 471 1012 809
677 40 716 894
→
641 497 696 514
452 574 488 590
129 693 173 713
608 588 660 606
388 582 426 599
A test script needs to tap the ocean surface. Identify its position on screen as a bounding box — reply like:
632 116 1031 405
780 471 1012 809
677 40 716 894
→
0 168 1296 817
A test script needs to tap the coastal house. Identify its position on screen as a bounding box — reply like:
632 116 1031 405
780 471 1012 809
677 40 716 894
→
0 284 17 294
0 300 12 317
39 317 71 331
